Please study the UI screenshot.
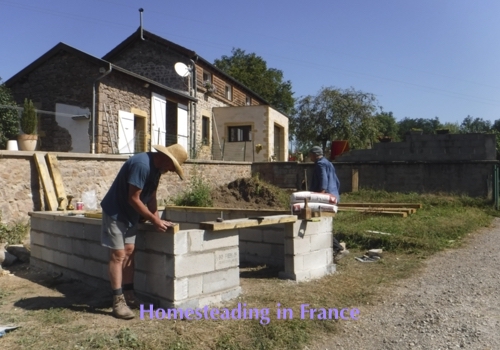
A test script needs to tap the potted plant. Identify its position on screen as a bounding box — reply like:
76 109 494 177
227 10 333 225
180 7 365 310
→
203 80 216 94
409 128 423 135
17 98 38 151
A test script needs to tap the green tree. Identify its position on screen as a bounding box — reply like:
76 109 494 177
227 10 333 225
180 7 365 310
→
440 122 460 134
396 117 442 139
213 48 295 115
460 115 491 133
0 79 20 149
291 87 379 151
375 110 399 140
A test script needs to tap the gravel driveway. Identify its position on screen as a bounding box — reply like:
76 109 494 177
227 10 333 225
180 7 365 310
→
310 218 500 350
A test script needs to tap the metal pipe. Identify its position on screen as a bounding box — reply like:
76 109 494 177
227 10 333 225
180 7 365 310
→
139 8 144 40
190 57 198 158
92 65 112 154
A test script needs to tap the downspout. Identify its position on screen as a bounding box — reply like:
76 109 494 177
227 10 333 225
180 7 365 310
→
190 56 198 158
92 64 112 154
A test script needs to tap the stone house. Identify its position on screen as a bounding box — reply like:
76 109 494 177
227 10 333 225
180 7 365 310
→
5 28 289 161
102 28 289 161
5 42 194 154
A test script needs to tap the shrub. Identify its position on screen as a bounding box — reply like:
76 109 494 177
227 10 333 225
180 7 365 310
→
173 174 213 207
0 80 20 149
20 98 37 135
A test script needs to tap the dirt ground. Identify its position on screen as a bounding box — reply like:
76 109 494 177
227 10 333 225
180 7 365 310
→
210 177 291 210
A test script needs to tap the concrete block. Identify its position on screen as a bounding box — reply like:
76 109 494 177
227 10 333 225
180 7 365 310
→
41 247 54 263
309 233 333 251
71 238 89 257
188 275 203 298
67 254 85 272
163 209 187 223
187 230 204 252
245 242 272 257
142 231 175 254
135 251 168 274
145 274 170 299
302 250 329 270
173 231 188 255
84 224 101 242
84 259 104 279
87 243 109 263
30 231 44 246
43 234 58 250
202 267 239 294
179 223 199 230
30 244 42 259
221 286 242 302
172 297 201 310
262 229 285 244
53 251 69 267
284 255 303 274
133 270 147 291
270 244 284 260
175 253 215 278
285 236 311 255
57 236 73 253
239 228 263 242
174 278 189 301
201 230 239 251
189 212 219 223
215 247 239 270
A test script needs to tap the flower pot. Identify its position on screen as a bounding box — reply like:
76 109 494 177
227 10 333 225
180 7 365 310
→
6 140 18 150
17 134 38 151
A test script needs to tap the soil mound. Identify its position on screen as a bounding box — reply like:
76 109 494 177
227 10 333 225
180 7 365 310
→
210 177 289 210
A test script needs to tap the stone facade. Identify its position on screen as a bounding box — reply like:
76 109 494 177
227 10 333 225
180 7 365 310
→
0 150 251 225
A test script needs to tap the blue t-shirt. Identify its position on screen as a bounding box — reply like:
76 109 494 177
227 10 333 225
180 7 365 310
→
101 152 161 227
310 156 341 202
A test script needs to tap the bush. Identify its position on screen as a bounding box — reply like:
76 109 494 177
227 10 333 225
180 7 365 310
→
0 80 20 149
20 98 37 135
0 212 29 244
173 175 213 207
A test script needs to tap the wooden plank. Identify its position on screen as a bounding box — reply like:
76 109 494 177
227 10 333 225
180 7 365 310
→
338 203 422 209
34 153 59 211
338 207 416 215
46 153 67 209
85 211 180 233
200 214 298 231
351 169 359 192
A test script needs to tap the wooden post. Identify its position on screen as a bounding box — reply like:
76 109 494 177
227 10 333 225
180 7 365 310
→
352 169 359 192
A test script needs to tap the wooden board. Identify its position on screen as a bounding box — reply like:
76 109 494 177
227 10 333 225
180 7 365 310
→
46 153 67 209
34 153 58 211
200 214 298 231
84 211 180 233
338 207 416 215
338 203 422 209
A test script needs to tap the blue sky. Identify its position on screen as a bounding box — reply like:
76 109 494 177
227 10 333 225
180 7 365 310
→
1 0 500 124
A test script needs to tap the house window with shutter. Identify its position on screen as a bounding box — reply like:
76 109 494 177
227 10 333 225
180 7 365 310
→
225 84 232 100
228 125 251 142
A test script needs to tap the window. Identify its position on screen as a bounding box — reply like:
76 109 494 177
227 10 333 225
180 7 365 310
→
228 125 252 142
202 116 210 145
225 84 232 100
203 71 212 83
245 96 251 106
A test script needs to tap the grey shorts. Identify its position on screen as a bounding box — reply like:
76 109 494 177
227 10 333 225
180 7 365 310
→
101 212 138 250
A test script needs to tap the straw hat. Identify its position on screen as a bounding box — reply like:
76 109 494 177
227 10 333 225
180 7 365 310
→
152 144 188 180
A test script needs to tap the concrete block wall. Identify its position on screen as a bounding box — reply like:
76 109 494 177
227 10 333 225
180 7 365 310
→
29 211 240 309
279 217 336 282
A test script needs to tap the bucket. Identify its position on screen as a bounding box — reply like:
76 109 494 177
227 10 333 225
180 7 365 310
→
6 140 18 151
330 140 349 160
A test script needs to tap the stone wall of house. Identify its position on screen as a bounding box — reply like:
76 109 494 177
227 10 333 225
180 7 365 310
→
0 150 251 226
8 51 100 152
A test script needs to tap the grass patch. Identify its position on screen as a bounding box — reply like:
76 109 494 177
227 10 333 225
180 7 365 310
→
172 171 213 207
0 211 29 244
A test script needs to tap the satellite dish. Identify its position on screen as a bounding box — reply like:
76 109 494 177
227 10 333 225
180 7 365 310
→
174 62 191 77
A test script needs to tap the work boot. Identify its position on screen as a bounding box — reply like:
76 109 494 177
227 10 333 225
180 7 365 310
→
123 290 143 310
112 294 135 319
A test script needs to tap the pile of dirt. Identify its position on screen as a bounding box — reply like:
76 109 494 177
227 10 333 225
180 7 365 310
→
210 177 290 210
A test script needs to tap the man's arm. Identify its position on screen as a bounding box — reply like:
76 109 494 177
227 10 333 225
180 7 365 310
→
318 161 328 193
128 184 173 232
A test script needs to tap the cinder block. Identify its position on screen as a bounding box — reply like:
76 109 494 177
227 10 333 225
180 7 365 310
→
262 229 285 244
201 230 239 251
41 247 54 263
284 255 303 274
43 234 58 250
87 243 109 263
142 230 176 254
163 209 187 223
189 212 219 223
30 231 44 246
270 244 284 260
67 254 85 272
174 278 189 301
71 238 89 257
245 242 272 257
302 249 329 270
84 224 101 242
239 228 263 242
188 275 203 298
57 237 73 253
30 244 42 259
146 274 170 299
135 251 168 274
53 251 69 267
309 233 333 251
133 270 147 291
215 247 239 270
83 259 104 279
174 253 215 278
187 230 204 252
221 286 242 302
202 267 239 294
285 236 311 255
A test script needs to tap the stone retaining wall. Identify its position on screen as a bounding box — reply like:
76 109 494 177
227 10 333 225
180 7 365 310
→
0 150 251 225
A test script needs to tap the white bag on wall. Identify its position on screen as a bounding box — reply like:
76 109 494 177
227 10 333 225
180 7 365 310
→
290 191 338 205
291 202 338 213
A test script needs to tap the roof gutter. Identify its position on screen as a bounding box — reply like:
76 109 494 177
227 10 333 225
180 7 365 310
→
92 64 112 154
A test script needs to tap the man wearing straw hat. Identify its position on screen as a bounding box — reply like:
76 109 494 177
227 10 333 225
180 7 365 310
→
100 144 188 319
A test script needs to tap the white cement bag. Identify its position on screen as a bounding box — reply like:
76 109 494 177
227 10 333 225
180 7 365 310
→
290 191 338 205
292 202 338 213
